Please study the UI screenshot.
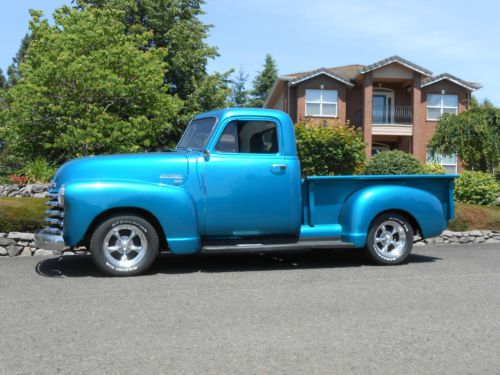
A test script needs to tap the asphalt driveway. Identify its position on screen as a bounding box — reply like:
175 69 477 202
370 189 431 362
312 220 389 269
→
0 244 499 374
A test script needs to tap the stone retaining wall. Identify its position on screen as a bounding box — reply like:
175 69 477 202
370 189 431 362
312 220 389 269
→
1 230 498 258
0 184 49 198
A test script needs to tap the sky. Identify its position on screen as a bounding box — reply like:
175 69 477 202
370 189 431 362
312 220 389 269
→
1 0 499 105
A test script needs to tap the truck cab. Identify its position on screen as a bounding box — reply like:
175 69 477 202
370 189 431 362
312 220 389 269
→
35 108 456 276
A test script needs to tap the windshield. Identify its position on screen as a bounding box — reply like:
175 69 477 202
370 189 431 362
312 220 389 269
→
177 117 217 150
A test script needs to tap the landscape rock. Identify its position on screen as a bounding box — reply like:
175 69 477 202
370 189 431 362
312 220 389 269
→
0 238 16 246
6 245 24 257
0 184 49 198
7 232 35 241
0 247 7 256
19 248 32 257
469 230 482 237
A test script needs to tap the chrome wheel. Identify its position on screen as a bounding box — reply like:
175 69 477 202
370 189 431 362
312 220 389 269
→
103 224 148 269
373 220 407 260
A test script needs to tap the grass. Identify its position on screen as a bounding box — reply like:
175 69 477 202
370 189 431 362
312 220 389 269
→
449 202 500 231
0 198 46 233
0 198 498 234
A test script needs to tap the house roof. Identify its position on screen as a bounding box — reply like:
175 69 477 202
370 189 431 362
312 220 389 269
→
360 55 433 76
421 73 481 91
281 65 361 87
264 56 481 107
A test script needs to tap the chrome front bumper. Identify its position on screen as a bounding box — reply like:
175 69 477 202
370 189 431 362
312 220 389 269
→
34 229 67 251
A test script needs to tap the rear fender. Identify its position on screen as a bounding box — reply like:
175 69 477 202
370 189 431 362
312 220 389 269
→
63 181 200 254
340 185 445 247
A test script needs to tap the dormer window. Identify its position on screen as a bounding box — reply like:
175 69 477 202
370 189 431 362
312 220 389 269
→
305 89 338 117
427 94 458 121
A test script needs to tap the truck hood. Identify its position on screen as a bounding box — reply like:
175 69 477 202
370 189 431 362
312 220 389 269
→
52 151 192 189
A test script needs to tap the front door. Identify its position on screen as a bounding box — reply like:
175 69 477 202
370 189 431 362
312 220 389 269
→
372 90 395 124
202 118 291 238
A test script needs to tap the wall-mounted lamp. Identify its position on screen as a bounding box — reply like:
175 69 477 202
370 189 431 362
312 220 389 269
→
441 89 446 95
320 84 324 90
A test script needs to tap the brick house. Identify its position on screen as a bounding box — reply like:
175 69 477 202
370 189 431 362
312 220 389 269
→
264 56 481 173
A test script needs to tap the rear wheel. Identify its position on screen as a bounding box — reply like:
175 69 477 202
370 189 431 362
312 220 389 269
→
365 213 414 265
90 214 159 276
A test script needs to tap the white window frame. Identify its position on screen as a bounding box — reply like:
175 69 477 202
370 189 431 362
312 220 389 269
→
426 150 458 174
426 94 458 121
305 89 338 118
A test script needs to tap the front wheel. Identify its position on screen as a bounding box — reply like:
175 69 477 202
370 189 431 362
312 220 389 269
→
90 214 159 276
365 213 414 265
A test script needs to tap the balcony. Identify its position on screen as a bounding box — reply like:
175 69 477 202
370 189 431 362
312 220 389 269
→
372 105 413 136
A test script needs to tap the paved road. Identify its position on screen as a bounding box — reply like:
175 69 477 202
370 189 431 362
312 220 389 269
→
0 244 499 374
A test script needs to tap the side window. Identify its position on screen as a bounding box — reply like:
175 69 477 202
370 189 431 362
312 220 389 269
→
215 120 279 154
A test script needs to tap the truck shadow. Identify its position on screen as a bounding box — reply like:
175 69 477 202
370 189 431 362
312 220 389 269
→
35 249 441 278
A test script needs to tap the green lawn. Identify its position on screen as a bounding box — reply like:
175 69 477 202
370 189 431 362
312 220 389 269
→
0 198 46 233
0 197 498 234
449 202 500 231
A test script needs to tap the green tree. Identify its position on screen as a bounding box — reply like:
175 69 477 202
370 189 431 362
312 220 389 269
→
428 100 499 173
250 54 278 108
6 33 33 87
1 7 180 163
230 66 249 107
76 0 231 128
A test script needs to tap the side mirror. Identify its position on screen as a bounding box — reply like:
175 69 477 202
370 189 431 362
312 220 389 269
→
202 150 210 161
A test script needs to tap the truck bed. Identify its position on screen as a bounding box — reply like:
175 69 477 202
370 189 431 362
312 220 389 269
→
301 174 456 244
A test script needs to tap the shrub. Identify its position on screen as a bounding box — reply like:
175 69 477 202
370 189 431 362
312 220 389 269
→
295 122 365 176
0 198 46 232
423 163 447 175
18 158 57 184
495 169 500 182
455 171 500 206
9 175 28 186
362 150 426 175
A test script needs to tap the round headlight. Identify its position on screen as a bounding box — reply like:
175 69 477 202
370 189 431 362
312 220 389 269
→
58 184 65 207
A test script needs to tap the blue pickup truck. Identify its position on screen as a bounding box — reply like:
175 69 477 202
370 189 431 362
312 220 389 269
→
35 108 456 276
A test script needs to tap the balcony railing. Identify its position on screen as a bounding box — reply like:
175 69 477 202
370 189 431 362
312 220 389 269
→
372 105 412 125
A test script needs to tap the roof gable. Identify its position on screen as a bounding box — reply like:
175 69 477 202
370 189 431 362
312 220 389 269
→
360 55 432 76
285 68 355 87
421 73 481 91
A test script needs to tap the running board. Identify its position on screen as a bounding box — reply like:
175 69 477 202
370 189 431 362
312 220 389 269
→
201 239 355 253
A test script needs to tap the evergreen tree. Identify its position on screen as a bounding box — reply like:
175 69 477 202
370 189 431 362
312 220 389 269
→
6 33 32 87
0 69 6 89
250 54 278 108
230 66 249 107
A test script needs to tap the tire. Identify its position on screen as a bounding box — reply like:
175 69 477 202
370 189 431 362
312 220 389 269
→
365 213 414 265
90 214 159 276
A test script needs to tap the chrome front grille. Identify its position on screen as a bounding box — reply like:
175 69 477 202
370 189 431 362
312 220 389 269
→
45 190 64 235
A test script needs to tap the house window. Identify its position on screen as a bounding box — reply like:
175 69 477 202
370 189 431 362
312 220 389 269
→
426 150 458 174
427 94 458 120
305 89 338 117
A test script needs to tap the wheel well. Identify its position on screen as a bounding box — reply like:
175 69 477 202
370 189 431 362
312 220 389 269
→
83 207 168 250
370 209 422 236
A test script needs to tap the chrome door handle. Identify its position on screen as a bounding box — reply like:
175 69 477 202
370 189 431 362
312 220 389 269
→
270 164 287 173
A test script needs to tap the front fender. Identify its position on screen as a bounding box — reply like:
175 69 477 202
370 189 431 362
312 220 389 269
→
63 181 200 254
340 185 445 247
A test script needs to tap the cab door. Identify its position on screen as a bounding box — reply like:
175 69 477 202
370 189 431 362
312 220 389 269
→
202 118 291 238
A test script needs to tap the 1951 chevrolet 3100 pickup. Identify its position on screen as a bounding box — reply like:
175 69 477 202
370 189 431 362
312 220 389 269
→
35 108 456 276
